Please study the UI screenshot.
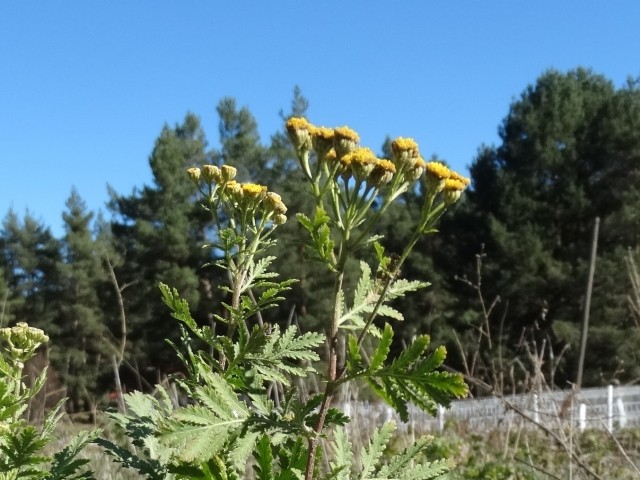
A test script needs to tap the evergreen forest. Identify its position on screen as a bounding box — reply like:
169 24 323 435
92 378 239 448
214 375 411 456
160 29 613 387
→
3 68 640 414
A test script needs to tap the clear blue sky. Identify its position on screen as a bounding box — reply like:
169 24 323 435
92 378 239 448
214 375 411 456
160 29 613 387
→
2 1 639 237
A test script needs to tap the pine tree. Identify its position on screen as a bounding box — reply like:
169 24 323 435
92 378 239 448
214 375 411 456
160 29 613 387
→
56 188 110 413
108 113 212 376
446 68 640 386
1 210 62 335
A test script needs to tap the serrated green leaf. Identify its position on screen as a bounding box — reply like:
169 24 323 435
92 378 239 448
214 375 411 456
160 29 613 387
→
329 428 353 480
346 335 362 374
359 422 396 480
253 435 275 480
370 324 393 371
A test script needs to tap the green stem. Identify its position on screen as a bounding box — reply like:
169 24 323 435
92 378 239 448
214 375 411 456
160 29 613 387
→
305 267 345 480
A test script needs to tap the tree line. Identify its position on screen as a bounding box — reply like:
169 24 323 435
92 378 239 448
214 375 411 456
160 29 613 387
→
2 69 640 412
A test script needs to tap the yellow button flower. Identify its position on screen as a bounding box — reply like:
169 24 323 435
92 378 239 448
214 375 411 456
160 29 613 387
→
286 117 313 153
334 126 360 158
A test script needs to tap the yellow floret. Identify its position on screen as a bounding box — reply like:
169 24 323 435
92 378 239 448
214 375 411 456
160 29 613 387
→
391 137 419 154
448 170 471 186
334 126 360 143
425 162 451 180
241 183 268 197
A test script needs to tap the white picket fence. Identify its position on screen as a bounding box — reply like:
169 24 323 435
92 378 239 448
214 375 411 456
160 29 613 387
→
339 385 640 435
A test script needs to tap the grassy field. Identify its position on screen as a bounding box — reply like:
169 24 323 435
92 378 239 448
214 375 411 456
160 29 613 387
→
48 412 640 479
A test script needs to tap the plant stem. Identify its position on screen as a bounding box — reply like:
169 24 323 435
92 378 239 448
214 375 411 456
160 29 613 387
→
304 268 344 480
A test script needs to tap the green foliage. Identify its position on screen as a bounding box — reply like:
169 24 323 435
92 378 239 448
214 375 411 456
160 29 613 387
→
97 111 468 479
345 324 467 420
329 422 452 480
0 324 97 480
437 68 640 386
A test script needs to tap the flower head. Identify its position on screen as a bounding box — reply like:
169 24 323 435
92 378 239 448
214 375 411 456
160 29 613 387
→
0 322 49 362
369 159 396 187
391 137 420 168
342 147 377 181
241 183 268 199
310 126 335 161
334 126 360 158
448 170 471 187
286 117 313 154
425 161 451 193
202 164 222 183
221 165 237 182
443 178 467 205
187 167 201 183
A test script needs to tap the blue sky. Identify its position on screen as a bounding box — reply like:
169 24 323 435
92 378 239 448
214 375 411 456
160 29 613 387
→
2 1 640 237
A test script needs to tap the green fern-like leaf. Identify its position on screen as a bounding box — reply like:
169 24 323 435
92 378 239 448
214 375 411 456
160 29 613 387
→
378 434 452 480
359 421 395 480
253 435 275 480
344 324 467 421
339 262 428 334
49 429 99 480
248 325 324 384
329 428 353 480
94 438 168 480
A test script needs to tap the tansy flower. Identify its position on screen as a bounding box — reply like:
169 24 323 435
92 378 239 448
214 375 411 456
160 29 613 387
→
443 178 467 205
343 147 377 181
405 157 426 182
202 164 222 183
0 322 49 360
310 126 335 160
391 137 420 168
221 165 237 182
369 159 396 187
187 167 201 183
425 161 451 193
334 126 360 158
286 117 313 153
448 170 471 187
241 183 268 199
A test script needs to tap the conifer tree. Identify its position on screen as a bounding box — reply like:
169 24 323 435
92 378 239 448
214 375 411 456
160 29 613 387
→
445 68 640 386
57 188 110 412
109 113 212 375
1 211 62 336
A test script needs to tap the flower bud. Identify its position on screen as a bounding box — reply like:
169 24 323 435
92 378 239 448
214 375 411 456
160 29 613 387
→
202 164 222 183
369 159 396 187
187 167 202 183
391 137 420 169
405 157 426 182
443 178 466 205
221 165 237 182
310 126 335 162
265 192 287 214
424 161 451 194
344 147 377 181
334 126 360 158
273 213 287 225
286 117 313 154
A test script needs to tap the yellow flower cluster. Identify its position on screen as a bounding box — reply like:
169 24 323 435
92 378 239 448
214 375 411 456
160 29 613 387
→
286 117 471 203
187 164 287 225
423 161 471 204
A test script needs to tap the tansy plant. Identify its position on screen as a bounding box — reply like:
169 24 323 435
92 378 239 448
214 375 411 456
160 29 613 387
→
97 118 470 480
0 323 98 479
